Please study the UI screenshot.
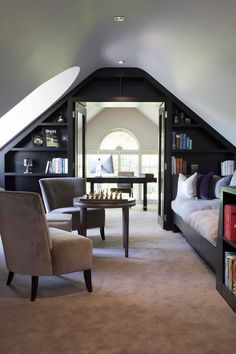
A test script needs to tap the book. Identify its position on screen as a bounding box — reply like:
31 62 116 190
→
221 160 235 176
225 252 236 291
45 160 51 173
44 128 60 148
224 204 236 241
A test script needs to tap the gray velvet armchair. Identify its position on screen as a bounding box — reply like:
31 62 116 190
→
39 177 105 239
0 191 93 301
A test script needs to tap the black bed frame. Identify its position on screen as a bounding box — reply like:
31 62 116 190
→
173 212 217 273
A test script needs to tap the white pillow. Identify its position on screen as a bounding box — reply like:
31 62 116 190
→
176 173 198 198
230 170 236 186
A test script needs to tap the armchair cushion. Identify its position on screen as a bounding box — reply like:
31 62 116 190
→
49 228 92 274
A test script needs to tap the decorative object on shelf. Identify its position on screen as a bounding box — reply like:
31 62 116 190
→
57 111 66 123
44 128 60 148
190 164 199 174
185 117 191 124
23 158 33 174
32 133 44 147
174 111 179 124
61 134 68 142
180 112 185 124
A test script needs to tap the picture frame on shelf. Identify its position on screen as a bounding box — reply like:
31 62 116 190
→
32 133 44 147
44 128 60 148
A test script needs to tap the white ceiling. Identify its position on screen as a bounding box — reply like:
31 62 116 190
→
0 0 235 145
86 102 162 124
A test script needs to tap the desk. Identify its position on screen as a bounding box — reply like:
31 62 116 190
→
86 176 157 211
73 197 136 257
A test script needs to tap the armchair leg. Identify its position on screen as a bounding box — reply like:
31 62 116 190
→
83 269 92 292
6 271 14 285
31 276 39 301
100 226 105 240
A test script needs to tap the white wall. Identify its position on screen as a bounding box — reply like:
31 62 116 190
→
86 107 158 150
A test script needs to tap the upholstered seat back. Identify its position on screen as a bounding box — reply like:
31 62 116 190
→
117 171 134 188
0 191 53 276
39 177 86 212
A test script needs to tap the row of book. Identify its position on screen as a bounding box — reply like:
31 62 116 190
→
171 157 187 175
172 132 192 150
224 204 236 242
221 160 235 176
45 158 68 174
225 252 236 295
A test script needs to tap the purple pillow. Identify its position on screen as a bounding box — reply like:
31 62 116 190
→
199 172 214 199
197 173 203 198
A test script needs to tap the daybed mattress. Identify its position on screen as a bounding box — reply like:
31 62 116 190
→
186 209 219 246
171 197 220 221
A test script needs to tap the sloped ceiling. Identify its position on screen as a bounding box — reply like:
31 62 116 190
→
0 0 235 145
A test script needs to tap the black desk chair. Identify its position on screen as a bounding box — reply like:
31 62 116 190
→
110 171 134 197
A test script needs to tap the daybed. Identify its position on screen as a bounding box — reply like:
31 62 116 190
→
171 171 236 272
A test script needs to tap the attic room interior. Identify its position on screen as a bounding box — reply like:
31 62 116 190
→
1 1 236 354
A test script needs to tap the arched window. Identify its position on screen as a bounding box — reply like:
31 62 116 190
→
100 130 139 150
86 129 157 202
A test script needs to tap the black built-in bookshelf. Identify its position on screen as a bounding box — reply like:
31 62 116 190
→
159 99 236 229
216 186 236 312
1 100 74 194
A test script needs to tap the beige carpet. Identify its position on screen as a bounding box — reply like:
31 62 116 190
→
1 205 236 354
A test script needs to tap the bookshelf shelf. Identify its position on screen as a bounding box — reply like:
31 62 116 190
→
172 124 200 128
173 149 230 153
38 123 68 127
11 148 67 152
223 237 236 249
4 173 68 177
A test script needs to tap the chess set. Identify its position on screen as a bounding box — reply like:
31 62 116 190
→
80 190 128 202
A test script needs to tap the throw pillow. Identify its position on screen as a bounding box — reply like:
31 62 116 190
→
230 170 236 186
210 175 221 198
215 175 232 198
199 171 214 199
176 172 198 198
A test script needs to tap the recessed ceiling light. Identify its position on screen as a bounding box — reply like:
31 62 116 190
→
114 16 125 22
118 60 125 64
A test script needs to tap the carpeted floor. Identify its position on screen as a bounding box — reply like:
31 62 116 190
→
1 205 236 354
